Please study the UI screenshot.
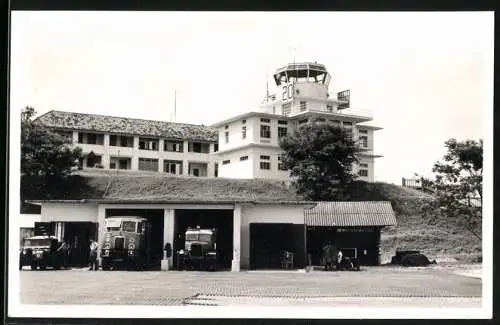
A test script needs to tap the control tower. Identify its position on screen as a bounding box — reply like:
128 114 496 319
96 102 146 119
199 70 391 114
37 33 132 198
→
260 62 351 116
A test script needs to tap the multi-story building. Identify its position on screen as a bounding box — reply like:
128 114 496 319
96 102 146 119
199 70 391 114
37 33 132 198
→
211 62 382 182
35 61 382 182
35 111 219 177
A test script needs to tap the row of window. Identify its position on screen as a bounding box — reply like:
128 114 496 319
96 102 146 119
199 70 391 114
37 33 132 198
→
76 132 217 154
220 154 287 172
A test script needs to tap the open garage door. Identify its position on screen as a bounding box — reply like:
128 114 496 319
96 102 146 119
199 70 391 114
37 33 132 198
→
174 209 233 270
105 209 164 269
250 223 305 270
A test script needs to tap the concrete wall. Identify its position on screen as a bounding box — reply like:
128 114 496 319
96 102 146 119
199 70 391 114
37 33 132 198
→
41 203 99 222
239 205 305 269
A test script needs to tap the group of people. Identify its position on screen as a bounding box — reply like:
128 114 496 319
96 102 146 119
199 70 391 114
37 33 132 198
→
321 243 345 271
55 238 100 271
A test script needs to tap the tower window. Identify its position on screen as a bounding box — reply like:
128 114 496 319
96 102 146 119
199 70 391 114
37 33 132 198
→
300 101 307 111
240 156 248 161
326 105 333 112
260 125 271 138
222 160 230 165
260 118 271 123
260 162 271 170
242 126 247 139
359 129 368 134
278 126 288 138
225 131 229 143
278 155 287 171
359 136 368 148
242 119 246 124
282 103 292 116
359 169 368 177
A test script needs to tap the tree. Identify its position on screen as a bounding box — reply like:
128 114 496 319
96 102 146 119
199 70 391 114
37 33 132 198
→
280 121 360 201
21 107 83 208
423 138 483 240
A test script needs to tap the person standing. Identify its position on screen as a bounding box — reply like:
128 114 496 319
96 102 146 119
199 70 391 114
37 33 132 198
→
337 249 343 271
88 239 99 271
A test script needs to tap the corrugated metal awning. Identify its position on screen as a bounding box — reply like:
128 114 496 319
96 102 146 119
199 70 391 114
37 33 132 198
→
305 201 397 227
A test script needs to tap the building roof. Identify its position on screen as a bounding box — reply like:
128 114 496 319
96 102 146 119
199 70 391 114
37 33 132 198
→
28 172 311 206
35 110 218 142
210 111 284 128
305 201 397 227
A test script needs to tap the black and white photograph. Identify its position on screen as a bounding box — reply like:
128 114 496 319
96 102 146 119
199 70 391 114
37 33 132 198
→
7 10 493 319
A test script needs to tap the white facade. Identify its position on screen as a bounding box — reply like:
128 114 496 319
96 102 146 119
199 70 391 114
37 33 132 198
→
36 202 310 271
211 62 382 182
66 132 218 177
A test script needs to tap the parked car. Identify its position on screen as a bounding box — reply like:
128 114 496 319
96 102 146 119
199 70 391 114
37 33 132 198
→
20 236 65 270
391 249 436 267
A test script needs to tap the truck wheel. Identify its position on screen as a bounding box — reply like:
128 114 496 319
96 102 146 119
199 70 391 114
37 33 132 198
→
30 264 37 270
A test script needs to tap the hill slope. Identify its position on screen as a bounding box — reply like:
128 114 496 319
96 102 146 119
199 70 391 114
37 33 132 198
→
338 181 482 263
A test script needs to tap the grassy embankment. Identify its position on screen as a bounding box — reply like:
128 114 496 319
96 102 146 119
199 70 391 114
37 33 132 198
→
339 181 482 264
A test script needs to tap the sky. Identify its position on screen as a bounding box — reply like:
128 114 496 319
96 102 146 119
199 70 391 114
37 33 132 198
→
9 11 494 184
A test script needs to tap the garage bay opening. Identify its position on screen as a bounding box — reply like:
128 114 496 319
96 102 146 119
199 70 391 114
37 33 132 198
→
174 209 233 271
104 209 164 270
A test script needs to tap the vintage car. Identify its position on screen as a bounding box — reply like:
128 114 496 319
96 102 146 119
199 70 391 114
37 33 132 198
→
20 236 65 270
391 249 437 267
177 227 218 271
100 216 154 270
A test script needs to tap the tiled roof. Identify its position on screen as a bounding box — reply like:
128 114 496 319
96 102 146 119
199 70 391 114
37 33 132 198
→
29 172 310 205
34 110 218 142
305 201 397 227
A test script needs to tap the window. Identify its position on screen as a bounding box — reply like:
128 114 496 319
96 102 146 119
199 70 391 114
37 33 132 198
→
110 135 134 147
242 126 247 139
343 121 353 126
222 160 230 165
242 119 246 124
278 155 287 171
214 143 219 152
359 129 368 134
359 163 368 168
260 155 270 160
188 142 210 154
138 158 159 171
298 119 308 125
260 118 271 123
121 221 136 233
225 125 229 129
240 156 248 161
225 131 229 143
331 120 341 127
359 169 368 177
278 120 288 125
278 126 288 138
77 132 104 145
164 160 183 175
359 136 368 148
260 162 271 170
214 163 218 177
139 138 159 151
260 125 271 138
164 140 183 152
300 101 307 111
282 103 292 116
326 105 333 112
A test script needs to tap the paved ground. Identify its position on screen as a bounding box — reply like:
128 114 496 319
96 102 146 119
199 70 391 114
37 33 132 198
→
20 265 482 307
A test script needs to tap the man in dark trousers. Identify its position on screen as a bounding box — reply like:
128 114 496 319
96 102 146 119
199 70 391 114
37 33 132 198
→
88 239 99 271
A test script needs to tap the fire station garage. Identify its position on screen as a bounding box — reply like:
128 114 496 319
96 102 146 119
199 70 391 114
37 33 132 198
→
304 201 397 266
28 173 313 271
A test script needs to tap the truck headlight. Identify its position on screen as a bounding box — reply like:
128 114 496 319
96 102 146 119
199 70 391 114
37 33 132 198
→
128 243 135 250
104 250 110 256
103 243 111 250
128 250 134 256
